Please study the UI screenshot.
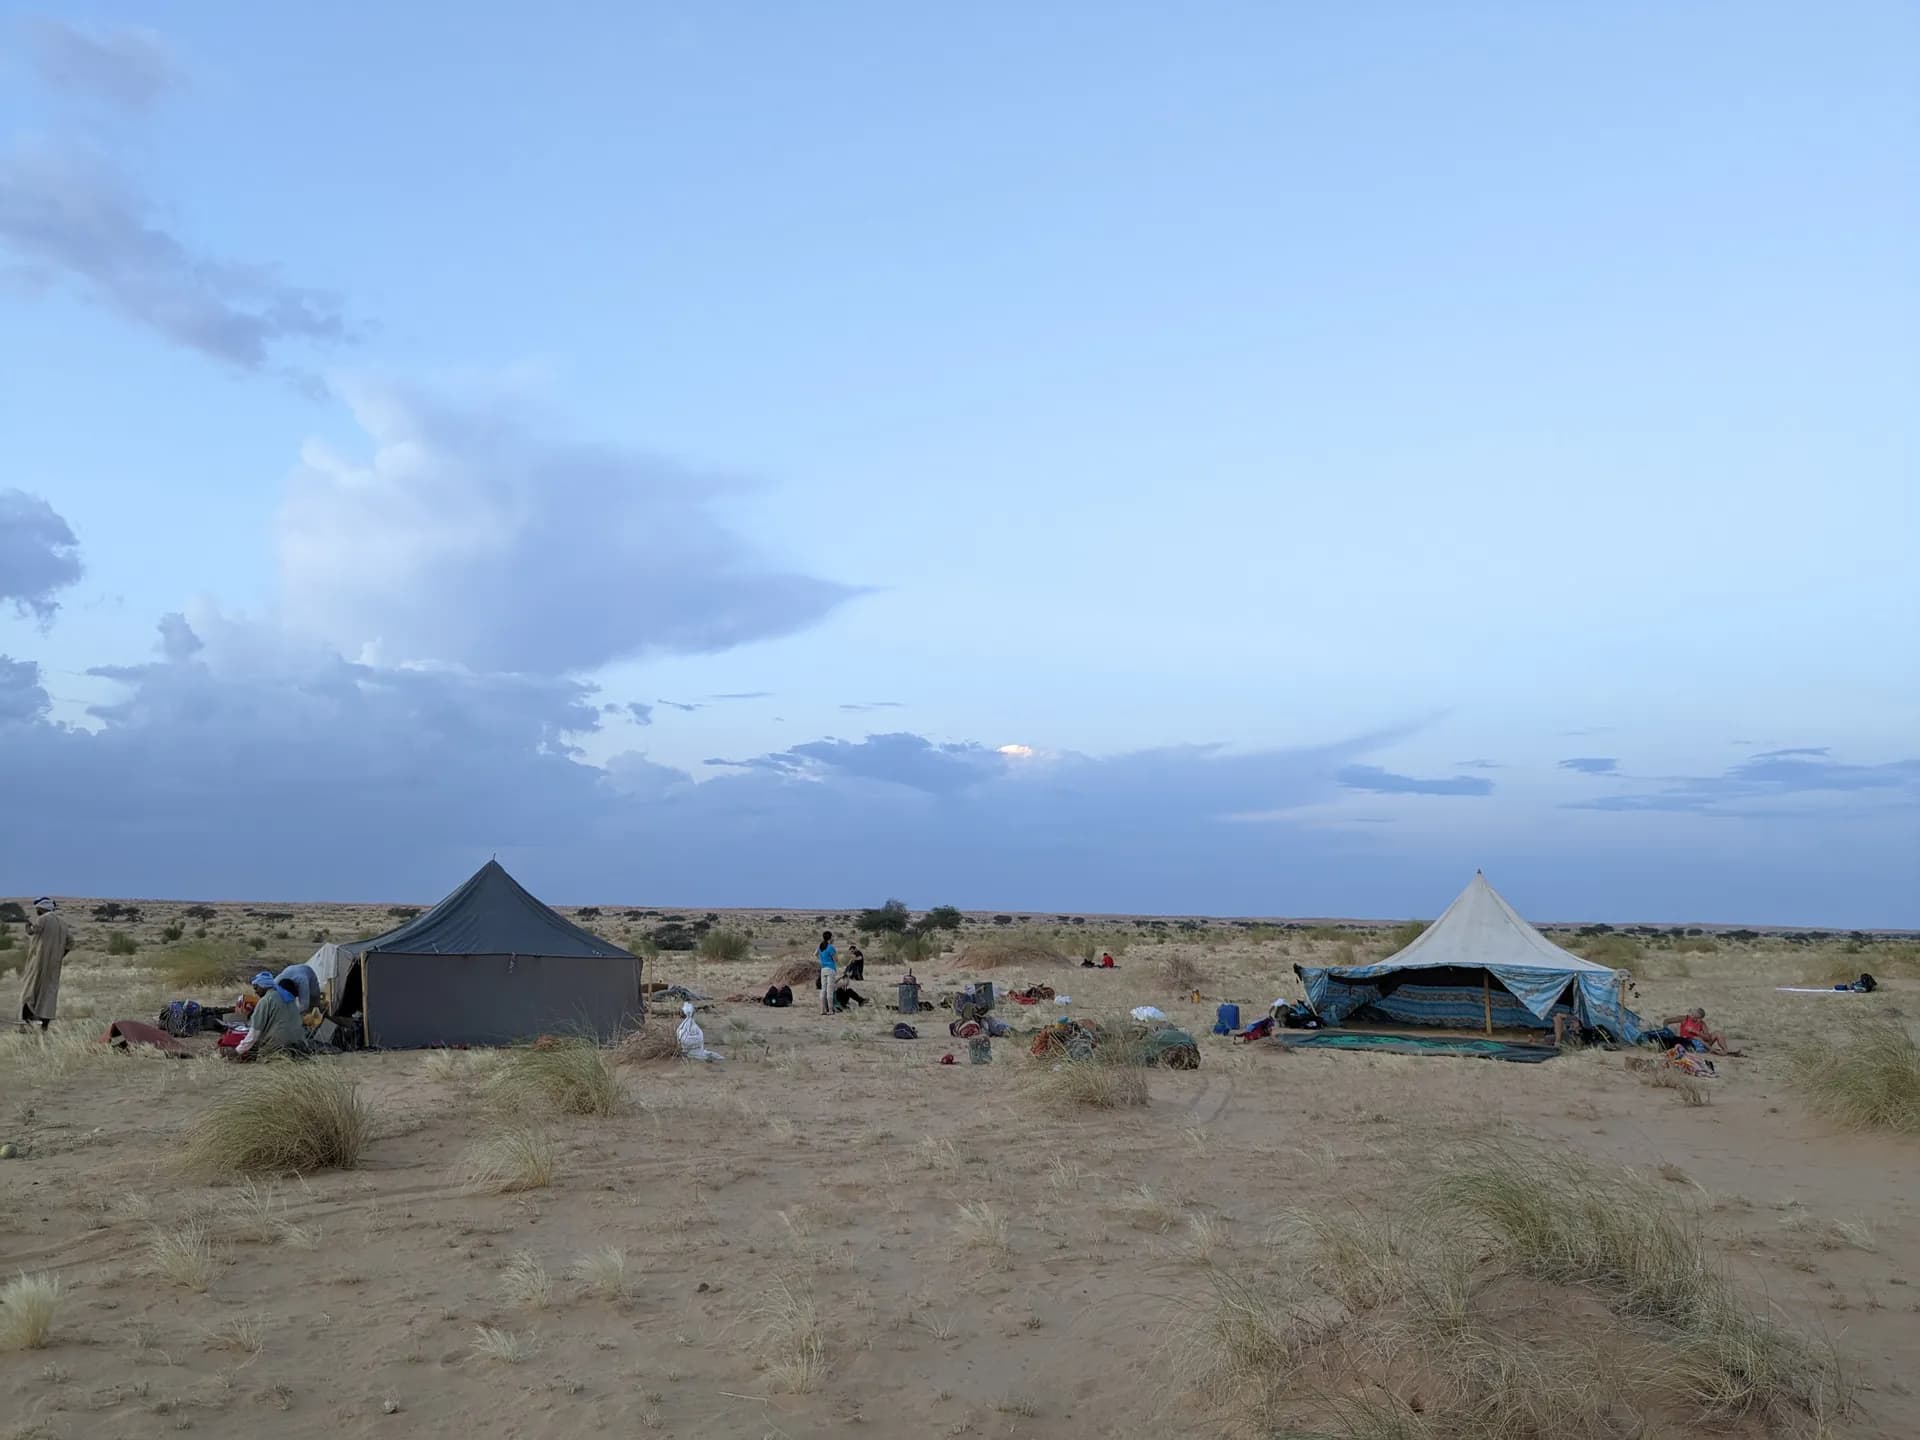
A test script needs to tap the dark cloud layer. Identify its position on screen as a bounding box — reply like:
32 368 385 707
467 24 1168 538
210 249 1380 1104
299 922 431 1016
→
1570 750 1920 814
1558 757 1619 775
23 18 181 110
0 141 348 371
0 489 83 622
279 384 864 676
1337 764 1494 797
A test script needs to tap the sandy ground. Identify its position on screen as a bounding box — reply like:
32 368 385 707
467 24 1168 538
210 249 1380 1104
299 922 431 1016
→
2 903 1916 1439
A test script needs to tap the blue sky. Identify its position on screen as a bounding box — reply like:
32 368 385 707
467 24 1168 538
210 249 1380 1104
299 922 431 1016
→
2 4 1915 924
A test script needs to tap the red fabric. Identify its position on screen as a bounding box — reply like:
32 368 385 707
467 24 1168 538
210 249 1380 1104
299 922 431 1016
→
1012 993 1037 1004
939 1053 956 1065
100 1019 188 1054
1098 956 1115 968
217 1028 246 1050
1678 1016 1706 1042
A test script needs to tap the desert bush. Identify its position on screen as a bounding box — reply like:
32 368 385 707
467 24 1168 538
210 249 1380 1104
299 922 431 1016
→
183 1065 372 1176
1576 933 1644 967
485 1039 624 1116
0 1272 60 1351
649 921 698 951
386 906 421 921
152 938 254 990
574 906 601 920
105 931 138 956
886 929 943 965
460 1125 556 1193
856 898 911 934
0 931 13 955
0 901 26 924
698 928 751 962
1672 934 1719 953
921 904 964 931
91 902 141 922
962 934 1072 969
182 904 217 921
1161 950 1207 993
1791 1020 1919 1132
161 922 184 942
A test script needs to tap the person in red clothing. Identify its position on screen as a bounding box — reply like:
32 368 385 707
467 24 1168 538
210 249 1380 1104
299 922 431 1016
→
1677 1007 1737 1055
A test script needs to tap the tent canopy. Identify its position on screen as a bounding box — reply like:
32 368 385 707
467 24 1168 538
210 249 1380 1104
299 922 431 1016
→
333 860 641 1048
1294 871 1644 1042
340 859 630 962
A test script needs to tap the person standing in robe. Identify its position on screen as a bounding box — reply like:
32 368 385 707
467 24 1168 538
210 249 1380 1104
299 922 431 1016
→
19 897 72 1030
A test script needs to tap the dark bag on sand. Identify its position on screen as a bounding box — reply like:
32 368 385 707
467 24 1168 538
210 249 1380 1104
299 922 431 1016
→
892 1023 918 1040
763 985 794 1008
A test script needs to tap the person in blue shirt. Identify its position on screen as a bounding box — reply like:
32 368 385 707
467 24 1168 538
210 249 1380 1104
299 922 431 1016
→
817 931 837 1016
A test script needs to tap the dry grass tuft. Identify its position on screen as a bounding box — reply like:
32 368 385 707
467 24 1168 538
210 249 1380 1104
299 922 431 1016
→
498 1251 553 1309
182 1064 371 1177
484 1039 625 1116
953 1200 1011 1258
1019 1055 1148 1110
150 938 255 990
147 1221 214 1292
422 1049 505 1084
459 1124 556 1193
470 1325 537 1364
958 935 1071 969
1182 1269 1310 1411
1648 1067 1713 1106
0 1273 61 1351
1791 1019 1919 1132
569 1246 632 1301
747 1276 825 1393
612 1024 682 1065
764 956 819 989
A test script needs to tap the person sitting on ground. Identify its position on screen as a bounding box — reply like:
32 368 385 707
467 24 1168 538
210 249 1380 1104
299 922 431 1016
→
845 944 866 982
833 981 870 1010
233 970 274 1019
1677 1007 1739 1056
232 974 313 1061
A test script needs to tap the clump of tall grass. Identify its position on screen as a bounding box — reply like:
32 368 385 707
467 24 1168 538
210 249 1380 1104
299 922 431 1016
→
612 1024 682 1065
150 938 255 990
1161 950 1207 993
470 1325 536 1364
181 1065 371 1176
459 1124 556 1193
697 928 751 963
498 1251 553 1309
106 931 138 956
569 1246 632 1301
147 1221 214 1291
1791 1020 1919 1133
1019 1055 1148 1110
747 1276 825 1393
483 1038 624 1116
0 1272 61 1350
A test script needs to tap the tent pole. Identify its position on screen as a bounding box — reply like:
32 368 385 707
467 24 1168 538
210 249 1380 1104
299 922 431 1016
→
1482 973 1492 1035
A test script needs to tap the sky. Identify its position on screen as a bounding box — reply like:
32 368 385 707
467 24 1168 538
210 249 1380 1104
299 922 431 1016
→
1 3 1915 925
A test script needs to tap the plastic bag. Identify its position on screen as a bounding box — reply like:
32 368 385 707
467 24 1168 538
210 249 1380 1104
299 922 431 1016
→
676 1001 723 1062
1130 1005 1168 1022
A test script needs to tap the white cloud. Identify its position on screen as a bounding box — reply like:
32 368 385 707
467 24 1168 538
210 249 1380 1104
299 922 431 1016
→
278 382 864 675
0 489 83 622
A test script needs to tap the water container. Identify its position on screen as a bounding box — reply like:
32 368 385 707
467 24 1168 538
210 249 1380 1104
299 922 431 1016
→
897 981 920 1013
1215 1002 1241 1035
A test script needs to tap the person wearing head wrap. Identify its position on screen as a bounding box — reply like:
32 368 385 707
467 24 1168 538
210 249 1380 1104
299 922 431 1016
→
19 898 72 1030
234 974 313 1060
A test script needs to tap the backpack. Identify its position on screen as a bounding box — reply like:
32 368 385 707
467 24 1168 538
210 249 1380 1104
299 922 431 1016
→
891 1023 918 1040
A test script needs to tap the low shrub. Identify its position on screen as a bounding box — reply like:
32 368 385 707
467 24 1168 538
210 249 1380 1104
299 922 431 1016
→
106 931 138 956
1792 1020 1919 1132
485 1039 625 1116
0 1272 60 1351
152 938 254 990
182 1065 371 1176
697 928 751 963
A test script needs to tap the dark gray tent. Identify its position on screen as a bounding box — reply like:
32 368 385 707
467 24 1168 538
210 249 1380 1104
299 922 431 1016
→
332 860 642 1048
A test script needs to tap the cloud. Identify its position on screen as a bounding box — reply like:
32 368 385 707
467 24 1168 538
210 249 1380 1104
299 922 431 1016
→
0 489 83 623
1336 764 1494 797
710 731 1009 796
0 655 51 724
1 620 1913 924
706 691 772 702
841 700 905 712
1453 758 1501 770
656 699 702 713
1571 750 1920 814
0 139 348 372
625 702 654 726
23 18 182 110
278 383 863 675
1558 757 1619 775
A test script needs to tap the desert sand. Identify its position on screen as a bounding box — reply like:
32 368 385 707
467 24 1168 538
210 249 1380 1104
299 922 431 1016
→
2 902 1916 1439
